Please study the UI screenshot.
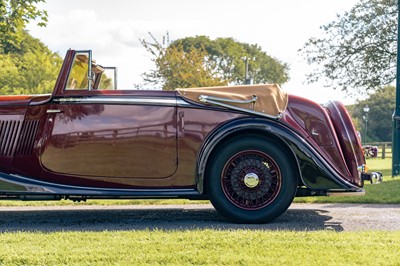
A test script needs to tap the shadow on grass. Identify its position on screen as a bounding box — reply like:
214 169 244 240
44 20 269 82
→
0 205 342 233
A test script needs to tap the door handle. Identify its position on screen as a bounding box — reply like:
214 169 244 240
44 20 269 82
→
46 109 63 113
178 111 185 137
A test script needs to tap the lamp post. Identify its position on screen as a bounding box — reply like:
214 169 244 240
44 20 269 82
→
363 105 370 144
393 0 400 176
242 56 254 85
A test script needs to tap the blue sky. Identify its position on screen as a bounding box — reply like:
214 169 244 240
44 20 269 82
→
28 0 360 104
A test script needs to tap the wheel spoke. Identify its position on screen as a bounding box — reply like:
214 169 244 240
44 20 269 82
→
221 150 282 210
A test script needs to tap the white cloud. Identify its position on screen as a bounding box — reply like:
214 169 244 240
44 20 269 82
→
28 0 360 103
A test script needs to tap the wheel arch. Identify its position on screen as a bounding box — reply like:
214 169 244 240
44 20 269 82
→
196 118 302 194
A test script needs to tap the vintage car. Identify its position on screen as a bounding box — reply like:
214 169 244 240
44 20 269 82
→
0 50 382 223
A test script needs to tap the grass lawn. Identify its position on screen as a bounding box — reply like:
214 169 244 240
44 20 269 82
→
1 230 400 265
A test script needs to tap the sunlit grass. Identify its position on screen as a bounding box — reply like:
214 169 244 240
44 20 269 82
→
1 230 400 265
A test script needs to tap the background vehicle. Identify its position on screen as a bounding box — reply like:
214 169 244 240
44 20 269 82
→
0 50 381 223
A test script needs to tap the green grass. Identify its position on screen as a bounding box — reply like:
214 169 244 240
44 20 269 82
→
1 230 400 265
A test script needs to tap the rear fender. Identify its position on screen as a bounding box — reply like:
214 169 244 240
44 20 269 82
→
196 117 362 194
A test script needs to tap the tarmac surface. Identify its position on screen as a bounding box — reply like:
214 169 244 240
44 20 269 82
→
0 203 399 232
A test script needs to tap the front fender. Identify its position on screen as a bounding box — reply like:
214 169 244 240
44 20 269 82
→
196 117 362 194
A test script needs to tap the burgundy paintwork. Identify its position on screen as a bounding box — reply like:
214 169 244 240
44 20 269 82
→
6 94 244 189
281 95 362 185
0 49 366 194
324 100 365 185
0 48 378 224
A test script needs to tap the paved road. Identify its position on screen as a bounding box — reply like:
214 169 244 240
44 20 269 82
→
0 203 399 232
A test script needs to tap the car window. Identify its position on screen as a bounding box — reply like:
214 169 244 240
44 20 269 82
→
66 52 117 91
97 67 117 90
66 52 91 90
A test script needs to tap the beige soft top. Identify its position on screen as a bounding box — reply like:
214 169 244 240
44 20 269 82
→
176 84 288 117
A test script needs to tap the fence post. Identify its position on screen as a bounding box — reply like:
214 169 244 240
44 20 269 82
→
382 143 386 159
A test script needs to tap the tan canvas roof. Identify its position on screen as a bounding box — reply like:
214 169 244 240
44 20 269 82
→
176 84 288 117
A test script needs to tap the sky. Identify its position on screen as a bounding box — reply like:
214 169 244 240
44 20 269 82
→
27 0 360 104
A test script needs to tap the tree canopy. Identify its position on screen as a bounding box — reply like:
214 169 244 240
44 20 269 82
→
300 0 397 95
139 33 226 90
0 0 48 54
0 30 62 95
348 85 395 142
139 33 289 90
172 36 289 85
0 0 61 95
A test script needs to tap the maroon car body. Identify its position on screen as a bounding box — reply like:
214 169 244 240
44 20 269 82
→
0 50 381 223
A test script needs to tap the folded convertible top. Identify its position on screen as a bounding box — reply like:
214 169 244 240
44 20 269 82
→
176 84 288 118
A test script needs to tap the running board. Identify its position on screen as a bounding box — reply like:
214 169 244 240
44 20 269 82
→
0 172 199 198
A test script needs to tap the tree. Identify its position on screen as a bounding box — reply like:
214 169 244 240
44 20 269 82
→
0 31 62 95
0 0 48 54
139 33 226 90
139 33 289 90
172 36 289 85
300 0 397 95
348 85 395 142
0 1 60 95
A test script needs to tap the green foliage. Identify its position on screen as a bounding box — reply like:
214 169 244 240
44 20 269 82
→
1 230 400 265
98 74 113 90
139 33 289 90
0 0 47 54
139 33 227 90
156 43 227 90
348 86 395 142
300 0 397 95
173 36 289 85
0 30 62 95
0 1 58 95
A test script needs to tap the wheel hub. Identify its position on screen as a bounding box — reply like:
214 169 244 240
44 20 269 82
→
243 173 260 188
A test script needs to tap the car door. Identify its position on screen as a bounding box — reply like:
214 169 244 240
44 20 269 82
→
40 51 178 180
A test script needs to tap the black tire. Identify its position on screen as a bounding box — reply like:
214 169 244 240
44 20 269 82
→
206 136 297 223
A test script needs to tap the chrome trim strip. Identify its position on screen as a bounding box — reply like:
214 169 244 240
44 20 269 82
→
198 95 280 120
46 109 63 113
53 96 183 106
177 99 192 107
199 94 258 104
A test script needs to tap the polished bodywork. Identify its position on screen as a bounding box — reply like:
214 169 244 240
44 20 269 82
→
0 49 371 204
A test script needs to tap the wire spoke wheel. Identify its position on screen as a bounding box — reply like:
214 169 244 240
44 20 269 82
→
221 150 282 210
206 136 297 223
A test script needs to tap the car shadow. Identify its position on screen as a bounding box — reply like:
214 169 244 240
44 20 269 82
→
0 205 343 232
